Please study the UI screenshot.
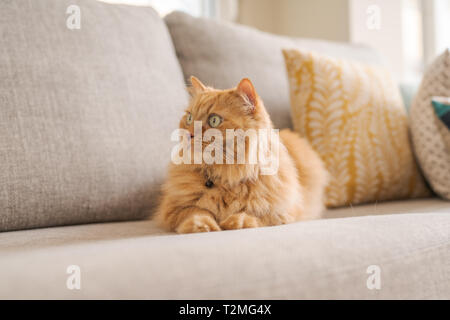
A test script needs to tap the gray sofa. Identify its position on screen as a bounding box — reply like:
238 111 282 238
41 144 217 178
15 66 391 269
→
0 0 449 299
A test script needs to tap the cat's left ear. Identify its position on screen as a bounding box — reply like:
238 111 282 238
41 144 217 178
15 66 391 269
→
190 76 207 95
237 78 257 111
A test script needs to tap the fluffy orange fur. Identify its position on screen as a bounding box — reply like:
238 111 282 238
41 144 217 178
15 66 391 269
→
155 77 328 233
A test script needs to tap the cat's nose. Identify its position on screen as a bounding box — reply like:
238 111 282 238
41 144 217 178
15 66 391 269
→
190 133 194 138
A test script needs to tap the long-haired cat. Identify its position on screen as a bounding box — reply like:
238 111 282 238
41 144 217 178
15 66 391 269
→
155 76 328 233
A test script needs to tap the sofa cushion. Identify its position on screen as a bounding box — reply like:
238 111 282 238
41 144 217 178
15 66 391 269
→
0 0 188 231
410 50 450 200
283 49 430 207
0 199 449 299
165 11 383 129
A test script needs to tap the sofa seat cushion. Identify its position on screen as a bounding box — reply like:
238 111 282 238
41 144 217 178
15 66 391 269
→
1 199 449 299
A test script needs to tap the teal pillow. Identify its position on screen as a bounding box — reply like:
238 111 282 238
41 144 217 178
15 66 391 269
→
431 97 450 129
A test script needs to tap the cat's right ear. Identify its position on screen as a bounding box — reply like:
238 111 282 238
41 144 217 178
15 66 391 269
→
189 76 207 95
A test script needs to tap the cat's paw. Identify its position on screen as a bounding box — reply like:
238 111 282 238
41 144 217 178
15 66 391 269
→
176 214 221 234
220 213 260 230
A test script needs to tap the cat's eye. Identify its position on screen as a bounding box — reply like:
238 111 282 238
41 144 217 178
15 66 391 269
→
186 113 193 125
208 114 222 128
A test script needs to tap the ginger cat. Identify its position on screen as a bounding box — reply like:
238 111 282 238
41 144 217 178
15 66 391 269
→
155 76 328 233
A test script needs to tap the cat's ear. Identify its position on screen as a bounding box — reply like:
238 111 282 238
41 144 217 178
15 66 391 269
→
189 76 207 95
237 78 257 111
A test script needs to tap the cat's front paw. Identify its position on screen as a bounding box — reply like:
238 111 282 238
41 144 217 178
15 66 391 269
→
176 214 221 234
220 213 260 230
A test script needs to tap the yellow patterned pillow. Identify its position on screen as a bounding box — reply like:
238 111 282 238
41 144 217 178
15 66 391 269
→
283 49 430 207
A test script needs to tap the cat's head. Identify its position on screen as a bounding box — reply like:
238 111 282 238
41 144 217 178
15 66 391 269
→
180 76 272 136
178 76 273 168
175 76 279 181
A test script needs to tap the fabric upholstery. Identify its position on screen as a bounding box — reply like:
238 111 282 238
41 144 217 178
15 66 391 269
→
283 49 430 207
0 0 188 231
165 11 383 130
0 199 449 299
410 50 450 200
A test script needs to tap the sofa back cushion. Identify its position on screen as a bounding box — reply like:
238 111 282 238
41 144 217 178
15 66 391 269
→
0 0 188 231
165 11 383 129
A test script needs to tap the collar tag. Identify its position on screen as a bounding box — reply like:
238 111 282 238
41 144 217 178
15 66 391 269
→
205 179 214 188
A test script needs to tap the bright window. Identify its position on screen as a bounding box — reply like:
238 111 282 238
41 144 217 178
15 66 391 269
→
98 0 216 17
350 0 449 82
423 0 450 64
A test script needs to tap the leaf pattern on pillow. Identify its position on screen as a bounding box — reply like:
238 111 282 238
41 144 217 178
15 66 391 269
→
283 49 431 207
